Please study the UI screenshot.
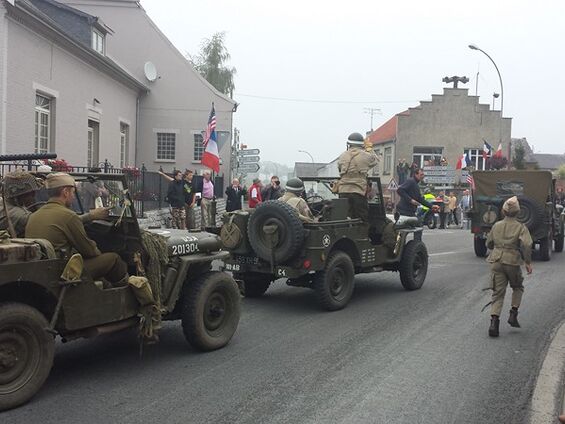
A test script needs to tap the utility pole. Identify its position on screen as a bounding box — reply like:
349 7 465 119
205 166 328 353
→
363 107 381 131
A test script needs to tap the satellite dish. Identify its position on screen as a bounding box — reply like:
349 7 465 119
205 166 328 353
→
144 61 157 82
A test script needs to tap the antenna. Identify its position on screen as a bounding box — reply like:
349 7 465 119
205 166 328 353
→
364 107 381 131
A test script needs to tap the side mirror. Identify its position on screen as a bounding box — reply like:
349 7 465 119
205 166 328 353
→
61 253 84 282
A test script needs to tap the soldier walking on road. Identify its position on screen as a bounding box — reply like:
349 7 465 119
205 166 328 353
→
486 196 533 337
337 132 379 222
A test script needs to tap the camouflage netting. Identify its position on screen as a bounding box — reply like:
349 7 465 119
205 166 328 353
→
138 230 169 341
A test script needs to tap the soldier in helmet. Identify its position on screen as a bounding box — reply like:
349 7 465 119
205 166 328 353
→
0 170 44 237
279 178 314 223
486 196 533 337
0 170 109 238
337 132 379 222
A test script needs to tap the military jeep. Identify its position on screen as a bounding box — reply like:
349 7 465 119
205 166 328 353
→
220 176 428 311
469 170 564 261
0 161 240 411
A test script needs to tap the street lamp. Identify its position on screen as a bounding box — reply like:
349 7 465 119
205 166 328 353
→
468 44 504 143
298 150 314 163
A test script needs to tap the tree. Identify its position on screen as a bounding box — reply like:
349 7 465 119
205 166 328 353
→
192 32 236 98
512 143 526 169
557 164 565 180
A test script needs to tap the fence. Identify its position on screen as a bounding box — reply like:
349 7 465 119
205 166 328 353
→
0 159 225 218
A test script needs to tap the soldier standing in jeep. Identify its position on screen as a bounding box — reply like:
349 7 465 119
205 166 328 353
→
486 196 533 338
337 132 379 222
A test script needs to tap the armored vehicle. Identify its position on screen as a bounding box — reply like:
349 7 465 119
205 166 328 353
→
0 155 240 411
220 176 428 311
469 170 564 260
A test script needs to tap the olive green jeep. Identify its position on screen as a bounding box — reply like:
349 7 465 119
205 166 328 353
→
469 170 564 261
220 176 428 311
0 156 240 411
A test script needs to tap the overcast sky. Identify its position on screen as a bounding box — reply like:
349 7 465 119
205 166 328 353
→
141 0 565 166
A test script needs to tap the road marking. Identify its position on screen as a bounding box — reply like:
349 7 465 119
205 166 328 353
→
429 251 469 257
528 320 565 423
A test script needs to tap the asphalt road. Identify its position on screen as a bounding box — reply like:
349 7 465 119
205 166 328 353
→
4 229 565 424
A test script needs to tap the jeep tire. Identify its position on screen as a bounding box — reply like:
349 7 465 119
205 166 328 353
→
247 201 304 264
313 251 355 311
399 240 428 291
539 235 551 262
181 272 241 351
555 224 564 253
474 235 488 258
0 302 54 411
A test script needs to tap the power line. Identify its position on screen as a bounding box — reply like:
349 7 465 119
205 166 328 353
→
234 93 418 105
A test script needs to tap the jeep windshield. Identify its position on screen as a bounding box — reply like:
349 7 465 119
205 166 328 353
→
299 176 384 205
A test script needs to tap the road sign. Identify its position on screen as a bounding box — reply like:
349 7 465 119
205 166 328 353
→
237 149 260 156
239 155 260 163
387 178 398 191
237 163 260 173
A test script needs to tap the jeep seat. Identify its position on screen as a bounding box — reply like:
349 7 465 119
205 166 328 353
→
13 238 58 259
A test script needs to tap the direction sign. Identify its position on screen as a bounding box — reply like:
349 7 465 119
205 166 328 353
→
237 163 260 173
239 155 260 163
237 149 260 156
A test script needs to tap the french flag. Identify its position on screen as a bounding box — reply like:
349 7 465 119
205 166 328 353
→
201 104 220 173
494 143 503 158
456 152 469 170
483 140 492 159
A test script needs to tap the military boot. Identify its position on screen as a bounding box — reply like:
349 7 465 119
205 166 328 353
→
489 315 500 337
508 308 520 328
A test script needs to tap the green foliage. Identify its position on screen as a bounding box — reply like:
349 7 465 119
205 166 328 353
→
512 144 526 169
557 164 565 180
193 32 236 98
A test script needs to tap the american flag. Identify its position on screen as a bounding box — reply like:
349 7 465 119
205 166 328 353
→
203 104 216 148
467 174 475 190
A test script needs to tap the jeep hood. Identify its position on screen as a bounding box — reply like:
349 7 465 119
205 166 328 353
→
146 229 223 256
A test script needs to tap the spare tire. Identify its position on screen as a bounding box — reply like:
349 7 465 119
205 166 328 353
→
516 196 545 231
247 201 304 263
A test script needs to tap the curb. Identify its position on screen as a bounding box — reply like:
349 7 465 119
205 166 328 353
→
528 321 565 423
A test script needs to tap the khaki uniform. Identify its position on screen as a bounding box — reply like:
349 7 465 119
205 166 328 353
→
337 147 378 221
337 147 379 196
486 217 533 316
25 199 127 283
0 200 31 237
280 192 314 223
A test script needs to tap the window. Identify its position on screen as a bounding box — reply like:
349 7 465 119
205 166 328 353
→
120 123 129 167
157 132 176 160
34 94 51 153
193 133 204 161
412 146 443 168
92 29 105 54
465 148 490 170
384 147 392 174
87 120 100 167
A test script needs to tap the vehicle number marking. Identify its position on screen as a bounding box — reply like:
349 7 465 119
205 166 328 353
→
276 268 287 277
171 243 199 255
322 234 331 248
225 263 241 271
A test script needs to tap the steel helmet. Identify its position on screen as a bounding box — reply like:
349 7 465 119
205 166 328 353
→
285 177 305 193
347 132 365 147
2 170 43 199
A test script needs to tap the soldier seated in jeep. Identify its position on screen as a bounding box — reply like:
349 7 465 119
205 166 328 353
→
279 178 314 223
0 170 109 237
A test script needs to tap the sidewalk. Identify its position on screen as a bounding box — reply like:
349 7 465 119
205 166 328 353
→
528 320 565 423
